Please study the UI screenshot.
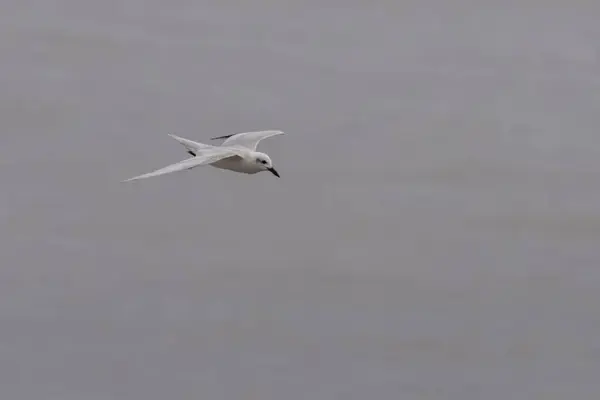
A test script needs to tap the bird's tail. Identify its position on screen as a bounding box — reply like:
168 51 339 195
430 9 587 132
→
168 134 214 157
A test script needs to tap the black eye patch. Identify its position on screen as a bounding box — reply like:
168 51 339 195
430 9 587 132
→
261 160 267 164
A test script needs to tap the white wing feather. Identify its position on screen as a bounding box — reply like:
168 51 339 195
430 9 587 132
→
211 130 284 150
122 148 241 182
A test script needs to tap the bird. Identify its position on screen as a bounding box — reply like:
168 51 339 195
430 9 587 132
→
122 130 284 182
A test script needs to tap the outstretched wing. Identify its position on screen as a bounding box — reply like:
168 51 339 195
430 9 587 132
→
210 130 284 150
122 148 240 182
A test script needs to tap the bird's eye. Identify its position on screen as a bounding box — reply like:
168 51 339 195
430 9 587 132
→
261 160 268 164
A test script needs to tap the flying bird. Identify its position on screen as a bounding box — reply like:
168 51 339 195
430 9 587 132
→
122 130 284 182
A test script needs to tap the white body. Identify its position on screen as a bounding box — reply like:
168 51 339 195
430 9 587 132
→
123 130 284 182
211 155 263 174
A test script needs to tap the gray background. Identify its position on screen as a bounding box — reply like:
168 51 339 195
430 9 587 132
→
1 1 600 398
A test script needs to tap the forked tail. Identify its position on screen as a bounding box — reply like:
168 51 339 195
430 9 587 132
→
168 134 214 157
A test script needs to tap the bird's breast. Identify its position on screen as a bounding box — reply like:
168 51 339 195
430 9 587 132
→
210 157 260 174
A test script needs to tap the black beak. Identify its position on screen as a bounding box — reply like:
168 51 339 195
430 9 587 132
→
267 167 280 178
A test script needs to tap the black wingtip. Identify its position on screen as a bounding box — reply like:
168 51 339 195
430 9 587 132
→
210 134 234 141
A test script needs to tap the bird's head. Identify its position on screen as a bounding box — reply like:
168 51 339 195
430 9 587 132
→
254 152 279 177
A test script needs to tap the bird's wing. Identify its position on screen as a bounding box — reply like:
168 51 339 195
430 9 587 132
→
210 130 284 150
122 148 241 182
